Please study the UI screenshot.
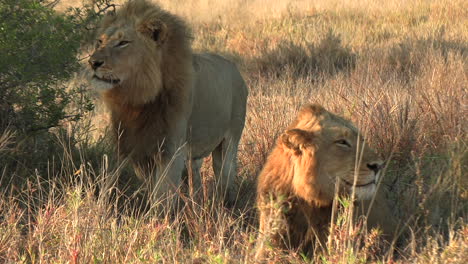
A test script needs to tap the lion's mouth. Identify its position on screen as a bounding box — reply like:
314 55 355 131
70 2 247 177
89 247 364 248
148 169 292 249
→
93 74 120 84
342 179 375 187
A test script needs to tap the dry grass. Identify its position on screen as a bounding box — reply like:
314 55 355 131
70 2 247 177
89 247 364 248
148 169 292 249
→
1 0 467 263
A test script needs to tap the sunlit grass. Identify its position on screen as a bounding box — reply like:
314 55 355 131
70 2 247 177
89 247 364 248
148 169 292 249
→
1 0 466 263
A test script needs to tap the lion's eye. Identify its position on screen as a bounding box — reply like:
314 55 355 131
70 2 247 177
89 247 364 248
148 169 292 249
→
335 139 351 148
116 40 130 47
96 39 102 47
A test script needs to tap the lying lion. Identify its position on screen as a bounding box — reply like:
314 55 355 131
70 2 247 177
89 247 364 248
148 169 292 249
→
256 104 396 256
88 0 248 206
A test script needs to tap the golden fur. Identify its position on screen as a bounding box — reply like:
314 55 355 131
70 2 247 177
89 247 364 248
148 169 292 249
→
88 0 248 204
256 104 395 255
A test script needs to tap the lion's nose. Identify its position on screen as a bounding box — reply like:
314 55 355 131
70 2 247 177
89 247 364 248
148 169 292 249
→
367 162 381 174
89 59 104 70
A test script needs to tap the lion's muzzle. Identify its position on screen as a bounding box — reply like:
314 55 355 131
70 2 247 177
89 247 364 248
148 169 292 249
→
92 74 120 84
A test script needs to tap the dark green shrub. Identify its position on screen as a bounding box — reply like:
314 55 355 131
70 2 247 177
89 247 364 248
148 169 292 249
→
0 0 95 133
0 0 120 180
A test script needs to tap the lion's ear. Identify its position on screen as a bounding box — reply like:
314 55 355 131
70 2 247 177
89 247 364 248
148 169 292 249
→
281 129 314 155
138 19 168 44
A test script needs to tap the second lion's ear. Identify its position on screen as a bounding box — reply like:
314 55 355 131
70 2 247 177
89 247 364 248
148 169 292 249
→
138 19 168 44
281 129 314 155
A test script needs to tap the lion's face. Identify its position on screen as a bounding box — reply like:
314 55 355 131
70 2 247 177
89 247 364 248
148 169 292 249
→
89 27 140 91
88 16 167 94
88 1 193 106
314 124 382 201
281 105 383 203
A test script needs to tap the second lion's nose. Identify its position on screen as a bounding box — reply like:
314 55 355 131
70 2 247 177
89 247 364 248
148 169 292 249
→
367 162 381 174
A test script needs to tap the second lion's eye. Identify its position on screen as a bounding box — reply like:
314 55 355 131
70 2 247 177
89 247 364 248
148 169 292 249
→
335 139 351 148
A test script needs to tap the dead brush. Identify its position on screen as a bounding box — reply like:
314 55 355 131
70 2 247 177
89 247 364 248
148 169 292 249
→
248 30 356 79
0 129 14 154
0 0 466 263
326 199 389 263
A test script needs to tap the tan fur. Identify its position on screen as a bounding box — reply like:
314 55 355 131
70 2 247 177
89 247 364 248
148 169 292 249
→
88 0 248 204
256 104 395 255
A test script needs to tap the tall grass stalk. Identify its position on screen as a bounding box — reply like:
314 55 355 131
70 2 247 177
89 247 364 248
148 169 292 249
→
0 0 466 262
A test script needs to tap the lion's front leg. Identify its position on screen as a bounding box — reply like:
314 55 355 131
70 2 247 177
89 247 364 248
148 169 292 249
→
134 144 187 214
255 196 292 259
148 149 186 213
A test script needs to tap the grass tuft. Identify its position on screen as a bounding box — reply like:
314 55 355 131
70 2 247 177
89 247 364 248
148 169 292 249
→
1 0 466 262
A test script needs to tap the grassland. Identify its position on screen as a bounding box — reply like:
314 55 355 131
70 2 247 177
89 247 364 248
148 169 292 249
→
1 0 467 263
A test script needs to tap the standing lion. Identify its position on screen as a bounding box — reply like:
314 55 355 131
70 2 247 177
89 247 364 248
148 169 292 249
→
256 104 396 257
88 0 248 206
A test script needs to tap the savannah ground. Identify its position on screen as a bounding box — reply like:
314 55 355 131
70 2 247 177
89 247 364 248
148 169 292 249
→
1 0 467 263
